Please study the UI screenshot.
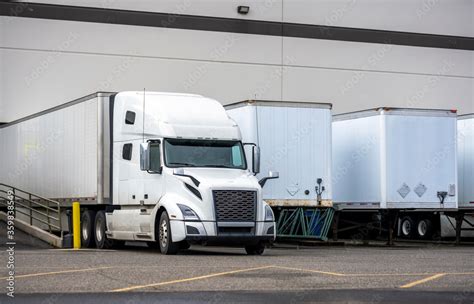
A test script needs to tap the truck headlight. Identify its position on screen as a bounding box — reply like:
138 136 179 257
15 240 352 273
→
265 205 274 221
177 204 200 221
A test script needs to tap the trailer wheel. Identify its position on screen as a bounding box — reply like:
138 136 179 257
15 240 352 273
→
416 219 433 239
245 243 265 255
81 210 96 248
94 211 123 249
400 216 415 238
158 211 179 255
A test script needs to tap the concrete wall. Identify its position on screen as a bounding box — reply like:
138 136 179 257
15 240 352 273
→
0 0 473 123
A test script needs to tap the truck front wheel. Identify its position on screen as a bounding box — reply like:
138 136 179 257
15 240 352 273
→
158 211 179 255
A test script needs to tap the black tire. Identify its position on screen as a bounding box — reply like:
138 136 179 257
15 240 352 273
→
245 243 265 255
416 218 433 239
81 210 96 248
158 211 179 255
400 216 415 239
94 211 124 249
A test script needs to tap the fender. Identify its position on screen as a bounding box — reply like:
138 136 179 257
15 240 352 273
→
149 193 189 242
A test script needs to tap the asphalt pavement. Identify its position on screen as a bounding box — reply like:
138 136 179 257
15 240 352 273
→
1 222 473 303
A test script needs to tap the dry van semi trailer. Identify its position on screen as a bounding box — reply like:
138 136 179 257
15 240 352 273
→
332 108 458 243
440 113 474 240
226 100 335 240
0 92 278 254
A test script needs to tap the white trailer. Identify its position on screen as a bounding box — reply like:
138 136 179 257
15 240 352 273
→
226 100 335 240
458 114 474 210
441 113 474 239
0 92 278 254
332 108 458 242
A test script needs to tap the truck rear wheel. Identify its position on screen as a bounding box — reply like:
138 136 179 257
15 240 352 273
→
400 216 414 238
245 243 265 255
95 211 123 249
81 210 96 248
416 218 433 239
158 211 179 255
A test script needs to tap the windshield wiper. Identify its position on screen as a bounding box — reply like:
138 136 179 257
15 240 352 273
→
168 162 196 167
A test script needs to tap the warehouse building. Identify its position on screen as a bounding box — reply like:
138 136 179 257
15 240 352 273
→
0 0 473 123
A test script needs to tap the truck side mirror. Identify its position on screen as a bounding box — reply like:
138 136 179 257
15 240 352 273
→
140 141 162 174
259 171 279 187
252 146 261 175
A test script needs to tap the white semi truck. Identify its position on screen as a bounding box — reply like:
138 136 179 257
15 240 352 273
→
332 108 458 242
0 91 278 254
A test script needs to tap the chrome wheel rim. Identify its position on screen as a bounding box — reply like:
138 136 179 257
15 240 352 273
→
96 217 103 242
418 221 427 236
160 219 168 248
82 219 89 240
402 220 411 236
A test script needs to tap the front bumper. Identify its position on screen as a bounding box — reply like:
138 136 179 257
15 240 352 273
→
185 235 274 246
170 219 276 244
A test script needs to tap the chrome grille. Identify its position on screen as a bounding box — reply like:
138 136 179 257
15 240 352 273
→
212 190 257 222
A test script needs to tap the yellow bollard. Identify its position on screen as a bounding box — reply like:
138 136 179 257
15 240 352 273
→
72 202 81 250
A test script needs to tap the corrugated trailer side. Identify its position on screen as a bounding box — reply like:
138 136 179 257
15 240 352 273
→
0 92 113 205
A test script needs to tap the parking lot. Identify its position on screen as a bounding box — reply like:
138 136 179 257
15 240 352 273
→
2 225 474 303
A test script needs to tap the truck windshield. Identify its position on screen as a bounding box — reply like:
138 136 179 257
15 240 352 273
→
164 139 247 170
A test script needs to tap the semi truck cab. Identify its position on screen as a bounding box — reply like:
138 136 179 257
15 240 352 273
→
96 91 277 254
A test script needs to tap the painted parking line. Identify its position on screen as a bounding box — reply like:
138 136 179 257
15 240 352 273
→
275 266 474 279
400 273 446 289
0 266 115 280
274 266 424 277
275 266 345 276
111 265 275 292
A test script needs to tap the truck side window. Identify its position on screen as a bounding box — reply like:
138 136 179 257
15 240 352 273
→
149 142 161 171
122 143 133 160
125 111 136 125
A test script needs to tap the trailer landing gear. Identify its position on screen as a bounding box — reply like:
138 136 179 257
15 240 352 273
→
331 211 340 241
454 212 474 245
386 210 399 246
